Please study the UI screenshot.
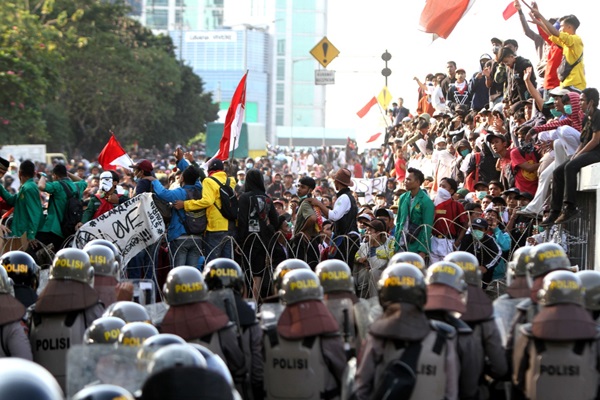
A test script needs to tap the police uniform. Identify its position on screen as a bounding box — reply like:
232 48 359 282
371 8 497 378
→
84 244 120 307
263 268 346 400
204 258 264 399
353 263 459 400
0 251 39 308
578 270 600 322
159 266 246 383
0 266 32 360
28 248 104 389
424 261 481 400
512 271 600 399
445 252 508 396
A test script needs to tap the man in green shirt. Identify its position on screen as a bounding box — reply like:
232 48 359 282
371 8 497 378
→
293 177 320 269
37 164 87 250
0 160 42 244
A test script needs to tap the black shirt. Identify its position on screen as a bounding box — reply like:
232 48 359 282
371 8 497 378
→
580 109 600 150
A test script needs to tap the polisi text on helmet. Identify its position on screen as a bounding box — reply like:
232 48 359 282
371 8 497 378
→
210 268 239 278
55 258 84 269
4 263 28 273
290 279 318 291
320 271 349 281
175 282 203 293
384 276 416 287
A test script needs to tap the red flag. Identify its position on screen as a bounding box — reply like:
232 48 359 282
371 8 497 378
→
357 96 378 118
214 71 248 161
419 0 474 39
98 134 134 170
502 2 518 20
366 132 383 143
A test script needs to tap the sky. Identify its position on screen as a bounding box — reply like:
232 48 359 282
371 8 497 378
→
323 0 596 141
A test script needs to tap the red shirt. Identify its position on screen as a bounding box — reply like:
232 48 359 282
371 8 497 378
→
353 162 363 178
539 27 563 89
395 158 406 182
433 199 467 237
510 148 538 196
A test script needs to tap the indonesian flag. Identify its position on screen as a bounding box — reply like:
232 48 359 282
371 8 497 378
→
502 1 518 20
214 71 248 161
366 132 383 143
98 134 134 170
419 0 477 39
357 96 378 118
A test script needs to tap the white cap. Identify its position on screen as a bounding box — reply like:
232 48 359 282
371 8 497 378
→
434 136 447 145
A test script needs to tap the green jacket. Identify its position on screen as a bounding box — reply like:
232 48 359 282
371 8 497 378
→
394 188 434 254
0 178 43 240
39 179 87 237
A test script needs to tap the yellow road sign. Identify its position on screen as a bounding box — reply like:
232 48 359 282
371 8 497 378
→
310 37 340 68
377 87 393 110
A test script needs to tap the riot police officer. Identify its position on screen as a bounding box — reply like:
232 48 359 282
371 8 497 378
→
160 266 246 383
29 248 104 388
262 268 346 400
512 271 600 399
0 265 32 359
353 263 459 400
577 270 600 321
118 321 159 347
0 357 64 400
388 251 427 274
0 250 39 307
103 301 151 323
83 316 127 345
424 260 480 400
445 251 507 396
204 258 263 400
85 244 121 307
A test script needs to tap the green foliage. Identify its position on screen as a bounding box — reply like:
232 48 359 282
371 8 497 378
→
0 0 219 157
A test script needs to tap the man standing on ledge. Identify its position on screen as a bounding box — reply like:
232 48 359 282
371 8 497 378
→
308 168 360 264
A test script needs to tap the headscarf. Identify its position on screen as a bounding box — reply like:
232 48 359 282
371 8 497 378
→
243 168 266 193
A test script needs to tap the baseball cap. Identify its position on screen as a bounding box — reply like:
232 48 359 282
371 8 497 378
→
207 159 224 172
130 159 153 173
472 218 489 230
549 87 570 96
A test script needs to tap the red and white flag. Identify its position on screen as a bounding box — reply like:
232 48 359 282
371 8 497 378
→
419 0 477 39
98 134 134 170
214 71 248 161
366 132 383 143
357 96 378 118
502 2 518 20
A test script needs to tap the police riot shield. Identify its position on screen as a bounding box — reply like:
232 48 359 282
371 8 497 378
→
123 279 156 306
493 296 524 347
259 302 285 330
366 296 383 325
144 302 170 327
324 298 356 352
66 345 149 398
37 268 50 295
207 289 240 332
340 357 357 400
353 298 372 343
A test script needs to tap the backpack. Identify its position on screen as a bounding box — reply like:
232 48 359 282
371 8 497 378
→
56 180 84 237
372 340 421 400
180 187 207 235
209 176 238 221
152 187 172 225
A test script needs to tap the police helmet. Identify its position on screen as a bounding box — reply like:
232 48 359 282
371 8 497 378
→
444 251 481 286
103 301 151 323
0 358 63 400
50 248 94 285
148 344 207 375
72 384 134 400
279 269 323 305
273 259 310 293
538 270 583 307
527 243 571 279
0 265 14 295
509 247 532 277
163 266 208 306
0 251 39 289
388 252 426 273
137 333 186 362
118 321 159 347
425 261 468 294
577 270 600 311
378 263 427 309
188 343 234 387
203 258 244 294
83 239 122 268
83 316 126 345
84 244 119 278
315 260 354 293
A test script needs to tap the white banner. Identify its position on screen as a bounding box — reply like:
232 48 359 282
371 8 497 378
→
351 177 387 203
74 193 166 266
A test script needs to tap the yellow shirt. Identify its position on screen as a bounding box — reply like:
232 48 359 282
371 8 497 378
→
184 171 236 232
550 32 585 90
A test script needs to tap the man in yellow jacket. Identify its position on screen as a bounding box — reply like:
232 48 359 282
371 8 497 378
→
175 159 236 263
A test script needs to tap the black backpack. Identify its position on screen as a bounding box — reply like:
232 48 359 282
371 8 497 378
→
56 180 84 237
209 176 238 221
371 341 422 400
180 187 207 235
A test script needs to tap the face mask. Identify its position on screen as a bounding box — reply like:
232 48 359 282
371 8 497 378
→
299 194 308 200
100 178 113 192
247 163 253 169
316 197 322 202
492 45 501 55
133 176 139 183
564 104 573 115
239 180 245 185
473 230 484 240
477 191 487 200
536 225 545 233
460 149 470 157
359 228 366 235
550 108 562 118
